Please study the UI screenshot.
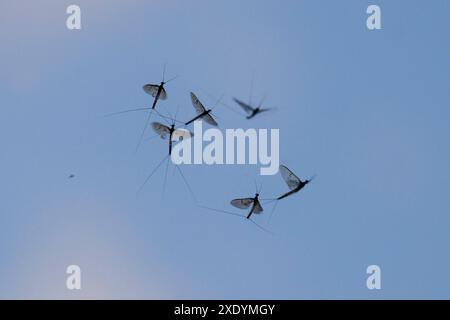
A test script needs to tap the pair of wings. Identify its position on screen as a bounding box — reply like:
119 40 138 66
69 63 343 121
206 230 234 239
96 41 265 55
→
279 165 302 190
143 84 168 100
233 97 271 116
190 92 218 126
230 198 263 214
151 122 193 141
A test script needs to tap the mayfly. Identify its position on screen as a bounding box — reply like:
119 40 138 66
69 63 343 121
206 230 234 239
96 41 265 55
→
138 113 196 202
143 64 177 110
198 183 272 234
151 121 193 156
184 92 218 126
135 66 178 150
230 192 263 220
104 66 175 117
262 165 315 223
277 165 315 200
232 97 273 120
104 65 178 151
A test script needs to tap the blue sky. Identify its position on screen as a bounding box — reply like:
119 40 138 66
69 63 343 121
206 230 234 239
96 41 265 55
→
0 0 449 299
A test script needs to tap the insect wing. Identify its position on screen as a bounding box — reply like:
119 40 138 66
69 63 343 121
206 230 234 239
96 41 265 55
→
233 97 254 114
203 113 218 126
252 199 264 214
159 87 168 100
143 84 159 97
151 122 171 139
172 128 193 141
230 198 254 209
257 108 272 115
279 165 301 190
190 92 206 115
143 84 168 100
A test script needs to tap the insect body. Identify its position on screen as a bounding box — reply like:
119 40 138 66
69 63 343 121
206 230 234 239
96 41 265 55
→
277 165 313 200
151 122 193 155
142 65 176 110
232 97 272 119
230 193 263 220
138 118 195 198
185 92 218 126
143 81 168 110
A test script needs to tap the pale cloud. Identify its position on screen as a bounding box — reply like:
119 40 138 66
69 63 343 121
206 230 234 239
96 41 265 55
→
2 199 174 299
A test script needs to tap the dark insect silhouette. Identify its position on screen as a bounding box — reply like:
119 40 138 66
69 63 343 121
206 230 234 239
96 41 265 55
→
143 80 167 110
103 66 178 152
143 81 167 110
151 121 193 156
137 112 196 203
261 165 315 223
136 66 178 151
185 92 218 126
198 183 272 234
68 174 75 179
277 165 315 200
230 192 263 220
232 97 273 119
142 65 177 110
103 66 173 118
